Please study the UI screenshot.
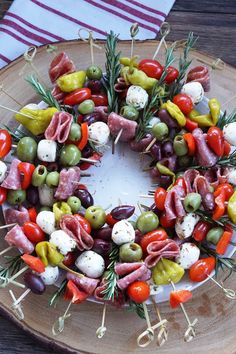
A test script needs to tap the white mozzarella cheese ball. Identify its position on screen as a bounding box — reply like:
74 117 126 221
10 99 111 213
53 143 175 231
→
228 168 236 185
181 82 204 104
0 161 7 183
36 211 56 235
88 122 110 145
175 213 200 239
37 139 57 162
40 265 59 285
112 220 135 245
50 230 76 255
75 251 105 278
38 184 55 207
223 122 236 146
24 103 39 110
126 85 148 110
176 243 200 269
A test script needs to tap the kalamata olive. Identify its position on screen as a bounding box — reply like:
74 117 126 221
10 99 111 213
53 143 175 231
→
169 128 178 140
162 141 174 157
26 186 39 205
85 79 103 93
111 205 135 220
92 239 111 256
93 226 112 240
74 189 94 208
23 271 46 295
159 155 177 172
149 203 160 216
150 143 162 161
158 175 172 189
82 112 101 126
134 230 143 244
47 162 58 172
158 109 178 128
202 192 215 211
82 145 94 158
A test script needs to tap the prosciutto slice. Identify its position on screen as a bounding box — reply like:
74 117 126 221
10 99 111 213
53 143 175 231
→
204 167 229 188
129 134 153 152
60 214 94 251
4 206 29 226
108 112 137 142
145 239 180 268
186 66 210 92
51 85 67 103
1 158 21 190
194 175 215 211
115 262 151 290
5 225 34 254
45 111 73 143
184 169 200 193
66 273 99 295
49 52 76 83
55 167 80 200
164 185 186 220
192 128 218 167
94 106 108 123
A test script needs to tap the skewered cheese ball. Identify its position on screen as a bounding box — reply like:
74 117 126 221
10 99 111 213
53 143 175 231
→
223 122 236 146
181 82 204 104
40 265 59 285
126 85 148 110
37 139 57 162
36 211 56 235
0 161 7 183
227 168 236 185
50 230 76 255
38 184 55 207
176 243 200 269
175 213 200 239
75 251 105 278
112 220 135 245
88 122 110 145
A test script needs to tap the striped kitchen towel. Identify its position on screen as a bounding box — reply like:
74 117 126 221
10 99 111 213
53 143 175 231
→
0 0 175 68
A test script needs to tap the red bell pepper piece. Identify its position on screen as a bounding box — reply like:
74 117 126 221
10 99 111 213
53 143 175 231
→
64 280 88 304
216 227 233 255
214 183 234 200
223 140 231 156
170 290 192 308
213 188 226 220
184 118 198 132
79 152 102 170
28 207 37 223
154 187 167 211
77 123 89 151
21 254 45 273
183 132 196 156
18 162 35 190
193 221 211 242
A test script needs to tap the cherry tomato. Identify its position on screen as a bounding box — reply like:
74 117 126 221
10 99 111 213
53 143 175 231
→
165 66 179 84
138 59 163 79
173 93 193 115
154 187 167 211
64 88 91 106
28 207 37 223
159 211 175 228
106 213 119 226
0 129 12 158
189 257 215 282
174 177 187 192
127 281 150 304
23 222 45 244
21 254 45 273
140 228 168 253
193 221 211 242
63 252 78 267
75 214 91 234
207 127 224 157
0 186 7 205
170 290 192 308
223 140 231 156
91 94 108 106
18 162 35 190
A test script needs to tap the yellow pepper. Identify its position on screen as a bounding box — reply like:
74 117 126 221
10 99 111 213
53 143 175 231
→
15 107 58 135
227 191 236 224
162 100 186 127
121 66 157 91
35 241 64 267
119 57 138 67
156 162 176 190
57 71 86 92
188 109 200 119
187 98 221 127
53 202 72 222
152 258 185 285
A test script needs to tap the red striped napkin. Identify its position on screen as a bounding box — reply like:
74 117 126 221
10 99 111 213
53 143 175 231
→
0 0 175 67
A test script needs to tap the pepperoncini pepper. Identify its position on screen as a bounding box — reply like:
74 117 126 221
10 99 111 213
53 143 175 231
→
119 57 138 67
121 66 157 91
35 241 64 267
152 258 185 285
227 191 236 224
162 100 186 127
57 71 86 93
187 98 220 127
53 202 72 222
15 107 58 135
156 162 176 190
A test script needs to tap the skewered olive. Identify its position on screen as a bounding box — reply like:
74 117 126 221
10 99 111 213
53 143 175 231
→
184 193 202 212
68 123 82 141
86 65 103 80
46 171 60 188
67 196 81 213
206 227 224 245
78 99 95 115
85 206 106 229
7 189 26 205
26 186 39 205
92 239 111 256
74 189 94 208
32 165 48 187
119 242 143 262
111 205 135 220
120 105 139 121
60 144 81 166
152 122 169 141
16 137 37 162
136 211 159 233
173 135 188 156
23 271 46 295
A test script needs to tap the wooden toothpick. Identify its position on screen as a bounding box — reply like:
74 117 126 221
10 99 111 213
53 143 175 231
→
207 274 236 300
9 289 25 320
52 300 73 336
151 296 168 347
19 46 47 86
0 104 35 119
152 22 170 60
96 303 107 339
130 23 139 58
78 28 102 66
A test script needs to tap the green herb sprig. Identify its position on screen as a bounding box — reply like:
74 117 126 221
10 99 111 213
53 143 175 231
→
101 243 119 301
49 279 67 307
0 255 23 286
195 210 236 231
217 109 236 130
127 300 145 319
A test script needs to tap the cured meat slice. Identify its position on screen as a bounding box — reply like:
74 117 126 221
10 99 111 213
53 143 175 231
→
60 214 94 251
4 206 29 226
51 85 67 103
204 167 229 188
54 167 80 200
1 158 21 190
49 52 76 83
194 175 215 211
145 239 180 268
186 66 210 92
66 273 99 295
115 262 151 290
45 111 73 143
5 225 34 254
114 77 129 93
115 262 143 276
129 134 153 152
164 185 186 220
94 106 109 123
192 128 218 167
184 169 200 193
108 112 137 142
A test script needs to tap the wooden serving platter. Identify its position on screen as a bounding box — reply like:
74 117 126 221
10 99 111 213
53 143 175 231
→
0 40 236 354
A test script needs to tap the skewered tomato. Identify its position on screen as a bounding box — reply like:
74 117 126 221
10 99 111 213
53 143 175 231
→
0 129 12 158
165 66 179 84
154 187 167 210
140 229 168 253
173 93 193 115
138 59 163 79
189 257 215 282
127 281 150 303
23 222 45 244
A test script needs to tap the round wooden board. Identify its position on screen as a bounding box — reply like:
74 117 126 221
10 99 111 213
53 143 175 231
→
0 40 236 354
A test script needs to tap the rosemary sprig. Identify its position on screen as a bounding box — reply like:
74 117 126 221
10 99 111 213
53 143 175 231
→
25 75 61 110
49 279 67 307
127 300 145 319
217 109 236 130
103 31 121 113
101 243 119 301
195 210 236 230
0 254 23 285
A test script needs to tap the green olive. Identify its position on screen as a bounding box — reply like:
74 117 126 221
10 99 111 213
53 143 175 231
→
178 155 193 167
85 206 106 229
67 196 81 213
16 137 37 162
183 193 202 212
68 123 82 142
119 243 143 262
78 99 95 115
60 144 81 166
120 105 139 121
7 189 26 205
136 211 159 234
32 165 48 187
206 227 224 245
86 65 103 80
173 135 188 156
152 122 169 141
46 171 60 188
129 220 137 230
40 206 51 212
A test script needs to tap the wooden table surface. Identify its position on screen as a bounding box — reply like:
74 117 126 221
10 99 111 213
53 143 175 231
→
0 1 236 353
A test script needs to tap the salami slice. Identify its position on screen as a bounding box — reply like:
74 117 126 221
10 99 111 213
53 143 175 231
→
108 112 137 142
129 134 153 152
192 128 218 167
66 273 99 295
45 111 73 143
186 66 210 92
194 175 215 211
145 239 180 268
51 85 67 103
49 52 76 83
4 206 30 226
184 169 200 193
115 262 151 290
54 167 80 200
5 225 34 254
1 158 21 190
94 106 109 123
164 185 186 221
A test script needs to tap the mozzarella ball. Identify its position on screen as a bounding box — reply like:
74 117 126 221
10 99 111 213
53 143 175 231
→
176 243 200 269
175 213 200 239
75 251 105 278
40 265 59 285
50 230 76 255
0 161 7 183
112 220 135 245
24 103 39 110
223 122 236 146
88 122 110 145
148 116 161 128
38 184 55 207
126 85 148 110
228 168 236 185
36 211 56 235
181 82 204 104
37 139 57 162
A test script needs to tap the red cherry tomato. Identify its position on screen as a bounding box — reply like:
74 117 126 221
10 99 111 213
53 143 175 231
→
174 177 187 192
63 252 78 267
0 187 7 205
170 290 192 308
138 59 163 79
64 88 91 106
184 118 198 132
17 162 35 190
75 214 92 234
127 281 150 304
206 127 224 157
106 213 119 226
140 228 168 253
154 187 167 211
159 211 175 228
173 93 193 115
21 254 45 273
91 94 108 106
165 66 179 84
192 221 211 242
0 129 12 158
223 140 231 156
189 257 216 282
28 207 37 223
22 222 45 244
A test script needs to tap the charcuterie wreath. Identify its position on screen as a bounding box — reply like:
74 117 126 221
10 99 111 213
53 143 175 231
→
1 23 236 347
